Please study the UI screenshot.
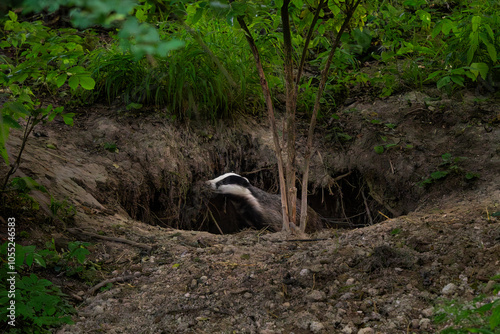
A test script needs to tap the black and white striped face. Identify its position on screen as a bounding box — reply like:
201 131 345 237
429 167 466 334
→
206 173 263 214
206 173 251 194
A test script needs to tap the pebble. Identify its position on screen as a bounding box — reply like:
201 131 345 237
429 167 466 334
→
310 321 325 332
357 328 374 334
422 307 433 317
419 318 431 330
306 290 326 302
94 305 104 314
243 292 252 299
300 268 310 276
442 283 457 295
346 278 355 285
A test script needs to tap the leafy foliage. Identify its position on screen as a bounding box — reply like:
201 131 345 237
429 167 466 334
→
435 294 500 333
0 240 92 333
418 153 479 187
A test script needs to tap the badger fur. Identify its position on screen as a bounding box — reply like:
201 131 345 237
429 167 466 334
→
207 173 321 232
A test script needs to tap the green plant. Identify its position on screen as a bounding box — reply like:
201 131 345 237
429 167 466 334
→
418 153 479 187
6 176 47 210
49 196 77 224
0 242 77 333
435 295 500 333
427 0 500 93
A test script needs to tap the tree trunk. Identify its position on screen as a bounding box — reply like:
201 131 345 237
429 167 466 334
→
236 16 291 232
300 0 362 233
281 0 297 227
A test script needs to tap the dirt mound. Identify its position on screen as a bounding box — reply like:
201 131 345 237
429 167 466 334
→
3 91 500 333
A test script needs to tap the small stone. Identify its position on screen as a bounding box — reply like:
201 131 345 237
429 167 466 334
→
483 280 496 293
339 262 350 272
190 279 197 288
442 283 457 295
243 292 252 299
94 305 104 314
306 290 327 302
342 323 356 334
419 318 431 330
367 288 378 296
422 307 433 317
200 275 208 282
358 328 374 334
346 278 355 285
300 268 310 276
310 321 325 332
411 319 420 328
259 330 276 334
340 292 354 300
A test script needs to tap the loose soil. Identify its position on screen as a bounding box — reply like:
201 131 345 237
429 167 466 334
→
2 90 500 333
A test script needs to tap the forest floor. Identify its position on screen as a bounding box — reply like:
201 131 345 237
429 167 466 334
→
2 89 500 333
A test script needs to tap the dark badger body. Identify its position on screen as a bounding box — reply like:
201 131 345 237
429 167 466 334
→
207 173 322 232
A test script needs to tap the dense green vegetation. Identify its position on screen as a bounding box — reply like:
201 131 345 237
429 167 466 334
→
1 0 499 332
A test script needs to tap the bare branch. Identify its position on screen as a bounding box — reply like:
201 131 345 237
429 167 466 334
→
300 0 362 233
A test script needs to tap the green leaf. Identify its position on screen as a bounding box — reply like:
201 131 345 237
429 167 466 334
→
437 76 450 89
471 15 481 32
55 73 67 88
485 43 497 63
470 63 489 80
374 145 384 154
450 75 464 87
69 66 86 74
68 76 79 90
78 76 95 90
490 304 500 329
25 252 34 267
426 70 442 81
62 113 75 126
191 8 204 25
431 170 448 180
1 115 22 129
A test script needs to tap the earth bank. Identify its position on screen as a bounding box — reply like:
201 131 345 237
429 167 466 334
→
2 91 499 333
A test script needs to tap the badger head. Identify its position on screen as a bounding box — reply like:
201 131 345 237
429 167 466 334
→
206 173 264 222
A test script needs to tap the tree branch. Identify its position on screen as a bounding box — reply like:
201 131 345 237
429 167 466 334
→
235 14 290 231
300 0 362 233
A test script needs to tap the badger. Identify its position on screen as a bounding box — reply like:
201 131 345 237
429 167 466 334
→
206 173 321 232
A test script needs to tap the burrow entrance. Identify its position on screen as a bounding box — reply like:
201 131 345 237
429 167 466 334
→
117 168 393 235
201 169 391 234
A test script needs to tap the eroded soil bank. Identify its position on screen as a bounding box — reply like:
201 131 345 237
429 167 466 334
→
2 91 500 333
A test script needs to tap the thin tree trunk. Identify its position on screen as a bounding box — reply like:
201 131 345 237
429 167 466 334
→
300 0 362 233
295 0 326 87
236 16 290 232
281 0 297 227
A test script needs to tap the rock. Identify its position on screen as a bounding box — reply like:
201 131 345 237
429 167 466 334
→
342 322 357 334
306 290 327 302
358 328 374 334
419 318 431 330
310 321 325 332
483 280 496 293
94 305 104 314
300 268 310 276
243 292 253 299
442 283 457 295
340 292 354 300
346 278 356 285
422 307 433 317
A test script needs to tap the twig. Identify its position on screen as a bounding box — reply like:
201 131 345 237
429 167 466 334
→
66 228 153 253
361 187 373 225
87 274 138 295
